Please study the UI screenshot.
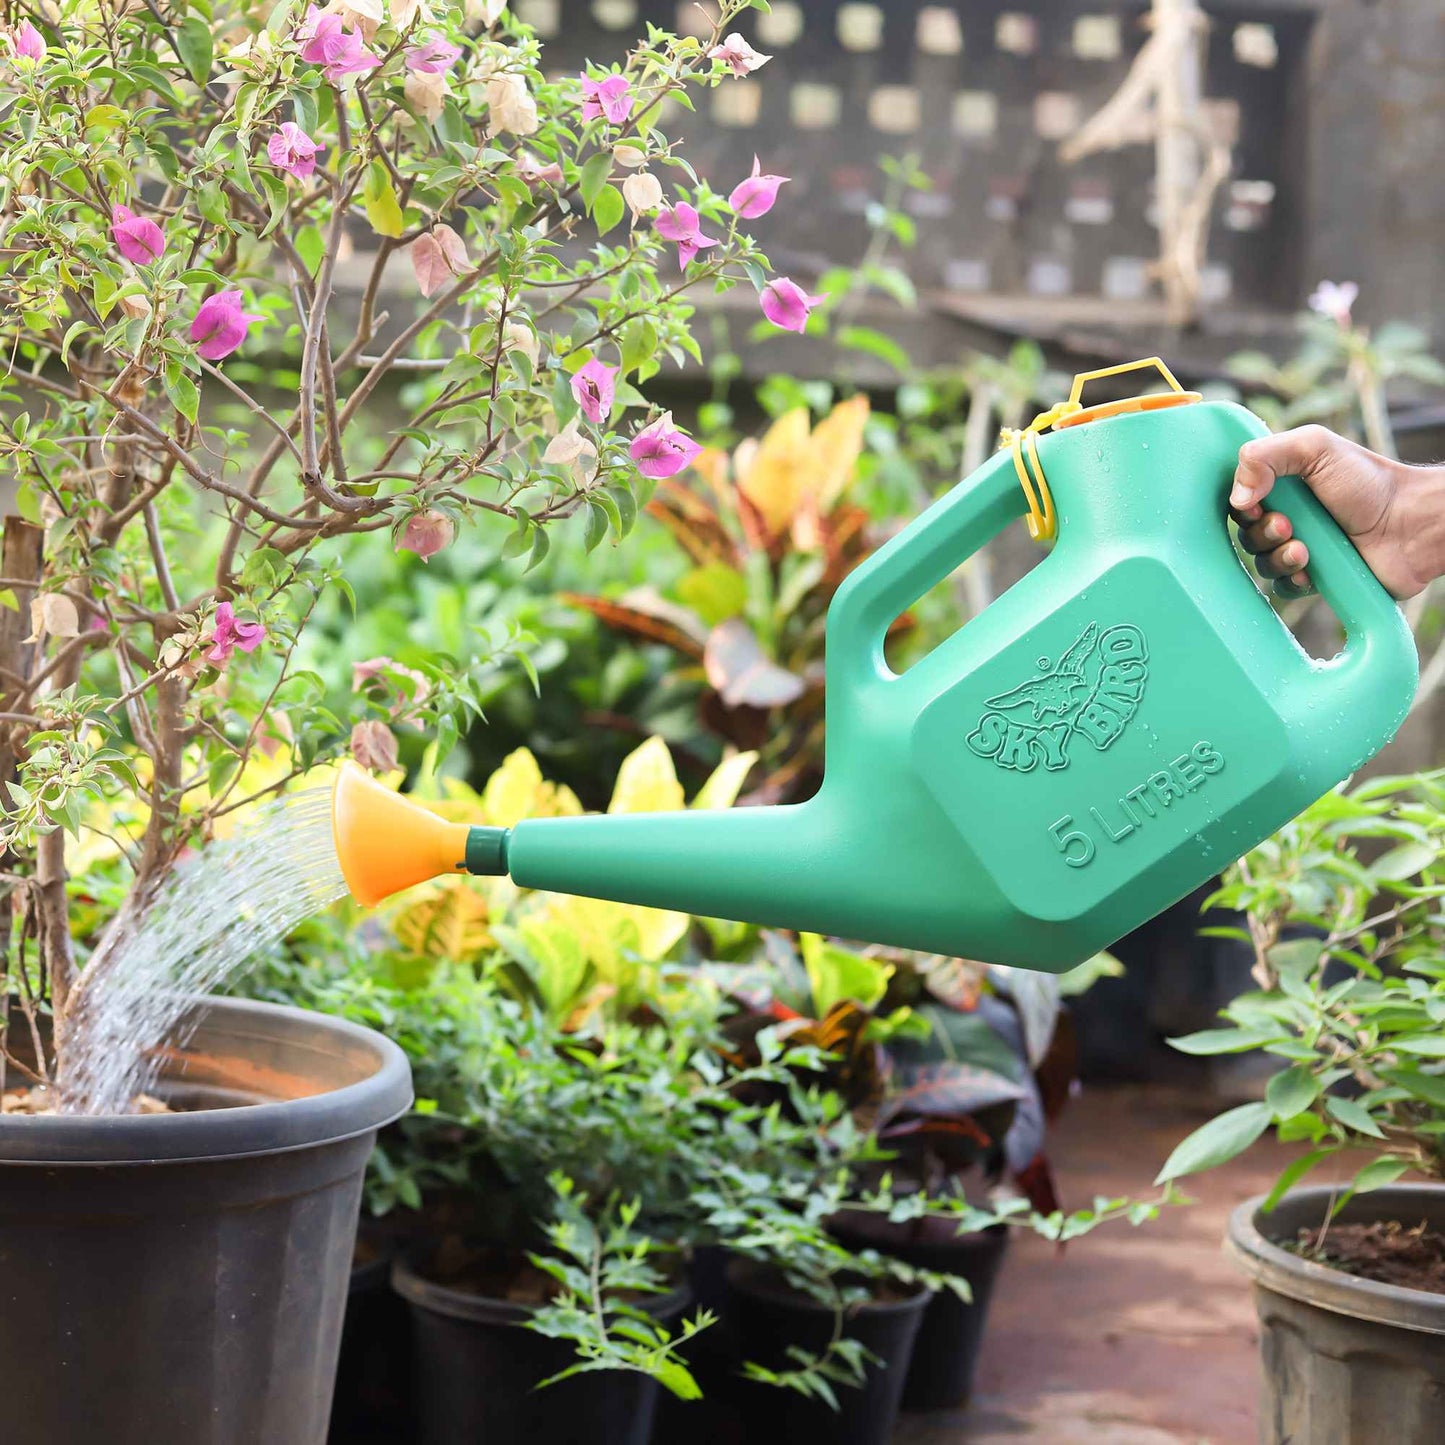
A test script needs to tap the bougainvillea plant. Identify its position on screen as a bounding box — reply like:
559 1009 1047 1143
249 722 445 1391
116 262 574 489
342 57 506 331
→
0 0 797 1098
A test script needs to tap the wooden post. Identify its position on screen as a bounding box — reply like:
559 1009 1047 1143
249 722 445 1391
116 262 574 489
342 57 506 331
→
0 516 44 1091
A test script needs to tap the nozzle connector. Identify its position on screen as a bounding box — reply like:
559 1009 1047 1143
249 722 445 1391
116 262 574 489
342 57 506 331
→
464 825 510 876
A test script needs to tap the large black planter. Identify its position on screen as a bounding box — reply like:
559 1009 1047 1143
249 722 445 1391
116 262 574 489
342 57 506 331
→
0 996 411 1445
832 1211 1010 1410
1227 1184 1445 1445
392 1253 691 1445
725 1259 929 1445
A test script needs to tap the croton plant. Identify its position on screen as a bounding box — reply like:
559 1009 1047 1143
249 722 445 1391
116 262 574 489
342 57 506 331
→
0 0 805 1098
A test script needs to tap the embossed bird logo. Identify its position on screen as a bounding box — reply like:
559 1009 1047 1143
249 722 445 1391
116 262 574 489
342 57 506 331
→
984 623 1101 722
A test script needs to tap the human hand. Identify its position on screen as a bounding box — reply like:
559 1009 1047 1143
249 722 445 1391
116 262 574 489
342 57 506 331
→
1230 425 1445 601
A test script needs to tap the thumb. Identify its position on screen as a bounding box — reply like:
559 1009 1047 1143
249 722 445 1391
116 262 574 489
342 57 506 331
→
1231 426 1338 511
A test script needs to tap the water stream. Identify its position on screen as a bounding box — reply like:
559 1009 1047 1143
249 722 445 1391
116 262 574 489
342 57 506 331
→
60 788 347 1116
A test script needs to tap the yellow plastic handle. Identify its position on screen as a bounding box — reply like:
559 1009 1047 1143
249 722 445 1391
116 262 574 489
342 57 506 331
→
1066 356 1190 409
1056 357 1203 430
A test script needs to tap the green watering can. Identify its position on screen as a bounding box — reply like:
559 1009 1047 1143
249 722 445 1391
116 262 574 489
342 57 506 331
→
333 358 1418 972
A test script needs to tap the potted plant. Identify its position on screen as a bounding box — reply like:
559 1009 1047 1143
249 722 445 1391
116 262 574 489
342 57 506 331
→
0 0 793 1432
711 932 1106 1414
1160 772 1445 1444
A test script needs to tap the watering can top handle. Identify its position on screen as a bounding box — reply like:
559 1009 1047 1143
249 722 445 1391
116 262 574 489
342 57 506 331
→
828 444 1024 683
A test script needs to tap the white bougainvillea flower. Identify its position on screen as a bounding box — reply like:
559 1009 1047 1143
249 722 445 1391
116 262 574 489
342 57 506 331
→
503 320 540 368
709 32 770 76
405 67 449 122
622 171 663 221
465 0 506 24
486 72 539 136
543 414 597 468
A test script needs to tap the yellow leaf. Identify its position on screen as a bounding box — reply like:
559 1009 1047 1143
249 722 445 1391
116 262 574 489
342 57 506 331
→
364 178 405 238
391 877 493 961
808 395 870 510
608 736 684 815
735 408 812 537
692 749 759 810
481 747 582 827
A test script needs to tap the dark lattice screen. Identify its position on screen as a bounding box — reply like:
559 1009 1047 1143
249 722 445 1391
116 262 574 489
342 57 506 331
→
517 0 1312 313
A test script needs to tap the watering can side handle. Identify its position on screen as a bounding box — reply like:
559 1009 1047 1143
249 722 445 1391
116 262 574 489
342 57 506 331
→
1263 467 1418 693
827 446 1025 686
1219 406 1419 719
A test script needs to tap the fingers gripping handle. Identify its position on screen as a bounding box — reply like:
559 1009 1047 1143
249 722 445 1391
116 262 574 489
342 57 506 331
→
1264 471 1417 717
827 447 1025 689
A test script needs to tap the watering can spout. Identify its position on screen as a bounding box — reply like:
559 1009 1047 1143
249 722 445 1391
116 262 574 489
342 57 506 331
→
332 761 837 931
332 762 505 906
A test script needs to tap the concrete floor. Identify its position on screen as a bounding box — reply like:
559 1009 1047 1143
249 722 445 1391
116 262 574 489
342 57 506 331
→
895 1085 1302 1445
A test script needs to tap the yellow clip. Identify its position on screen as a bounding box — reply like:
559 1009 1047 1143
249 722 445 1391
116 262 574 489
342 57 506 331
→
997 357 1203 544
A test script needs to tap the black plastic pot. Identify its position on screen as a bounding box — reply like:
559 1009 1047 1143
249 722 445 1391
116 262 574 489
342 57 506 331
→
1227 1184 1445 1445
0 996 412 1445
328 1240 416 1445
392 1254 691 1445
725 1259 929 1445
831 1211 1010 1410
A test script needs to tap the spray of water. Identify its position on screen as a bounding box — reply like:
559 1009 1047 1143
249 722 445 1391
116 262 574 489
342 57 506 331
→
60 789 348 1116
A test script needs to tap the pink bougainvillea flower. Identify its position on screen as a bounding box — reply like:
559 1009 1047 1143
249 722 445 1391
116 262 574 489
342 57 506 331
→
10 19 45 62
728 155 788 220
405 30 461 74
760 277 825 333
350 719 399 773
190 289 264 361
655 203 718 269
396 510 455 561
630 412 702 480
110 204 165 266
517 151 564 186
580 74 632 125
266 121 323 180
709 32 771 76
571 358 617 424
409 223 469 298
1309 280 1358 327
299 7 381 81
205 602 267 666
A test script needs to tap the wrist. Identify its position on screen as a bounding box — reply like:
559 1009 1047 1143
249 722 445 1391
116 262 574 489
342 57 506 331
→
1390 461 1445 595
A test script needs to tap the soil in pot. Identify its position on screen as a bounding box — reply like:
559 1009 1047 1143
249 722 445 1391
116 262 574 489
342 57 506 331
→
392 1247 691 1445
722 1259 929 1445
831 1209 1010 1410
0 996 412 1445
1228 1184 1445 1445
1284 1219 1445 1294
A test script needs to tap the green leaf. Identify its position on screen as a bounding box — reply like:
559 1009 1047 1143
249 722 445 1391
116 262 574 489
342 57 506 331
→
1266 1065 1321 1120
1378 1066 1445 1109
1326 1094 1386 1139
1261 1148 1336 1213
1370 840 1437 882
593 183 625 237
1351 1155 1410 1195
579 152 613 212
1168 1025 1285 1056
801 933 891 1016
176 16 214 86
165 371 200 424
1387 1034 1445 1057
1154 1102 1273 1184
